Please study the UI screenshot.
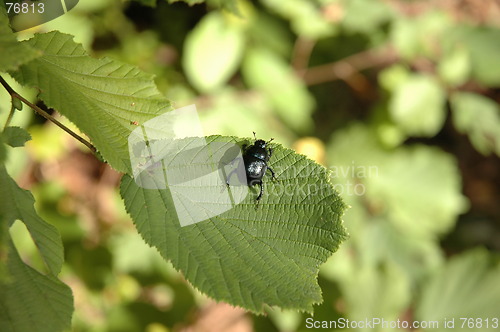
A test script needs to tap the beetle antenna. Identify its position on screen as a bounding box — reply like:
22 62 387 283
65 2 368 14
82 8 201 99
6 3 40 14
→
253 132 257 140
268 138 274 144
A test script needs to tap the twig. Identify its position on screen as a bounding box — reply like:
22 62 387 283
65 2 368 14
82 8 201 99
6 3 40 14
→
3 103 16 130
300 46 398 86
292 36 316 73
0 75 97 154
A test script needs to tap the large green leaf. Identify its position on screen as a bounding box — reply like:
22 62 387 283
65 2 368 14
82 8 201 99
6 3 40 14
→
10 31 172 173
0 165 63 276
416 249 500 331
0 8 40 72
120 135 347 313
0 240 73 332
0 164 72 331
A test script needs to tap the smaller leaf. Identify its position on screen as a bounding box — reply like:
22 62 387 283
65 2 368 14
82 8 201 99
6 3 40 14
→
0 165 64 275
457 27 500 86
132 0 157 7
260 0 336 38
391 12 451 61
0 7 40 72
390 18 420 60
450 92 500 156
0 240 73 332
166 0 241 15
366 146 467 238
342 0 394 33
0 139 6 162
0 211 7 281
215 0 241 15
328 125 468 239
389 74 446 137
2 126 31 147
242 48 314 132
183 12 245 92
167 0 205 5
12 98 23 111
12 31 172 173
437 46 471 87
379 64 410 92
322 250 412 322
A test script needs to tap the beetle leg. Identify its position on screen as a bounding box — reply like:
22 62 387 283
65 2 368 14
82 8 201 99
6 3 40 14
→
225 168 236 186
256 180 264 201
268 166 277 181
268 147 273 158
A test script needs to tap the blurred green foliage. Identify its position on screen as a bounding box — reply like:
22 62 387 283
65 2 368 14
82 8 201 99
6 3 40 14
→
2 0 500 331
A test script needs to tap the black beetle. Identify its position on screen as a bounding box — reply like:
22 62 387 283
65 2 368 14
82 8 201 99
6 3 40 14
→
235 132 276 201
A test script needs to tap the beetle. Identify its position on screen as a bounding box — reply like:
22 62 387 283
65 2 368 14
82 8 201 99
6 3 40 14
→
234 132 277 202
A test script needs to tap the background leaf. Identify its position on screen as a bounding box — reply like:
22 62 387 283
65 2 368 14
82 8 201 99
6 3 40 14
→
342 0 394 34
0 240 73 332
167 0 205 4
437 45 471 87
2 126 31 147
389 74 446 137
120 135 347 313
0 165 63 275
132 0 157 7
323 250 412 324
183 12 245 93
242 48 314 133
450 92 500 156
11 31 172 173
416 248 500 331
0 8 40 72
366 146 467 238
452 27 500 86
260 0 336 38
321 124 465 327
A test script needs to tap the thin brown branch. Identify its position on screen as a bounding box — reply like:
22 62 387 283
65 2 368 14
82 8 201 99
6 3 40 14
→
300 46 398 86
0 75 16 95
292 36 316 72
0 75 97 154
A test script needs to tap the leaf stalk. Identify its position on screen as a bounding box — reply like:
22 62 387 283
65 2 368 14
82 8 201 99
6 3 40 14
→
0 75 97 154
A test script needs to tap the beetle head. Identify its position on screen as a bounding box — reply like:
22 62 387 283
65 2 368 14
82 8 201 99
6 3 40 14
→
251 132 274 148
254 139 266 148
